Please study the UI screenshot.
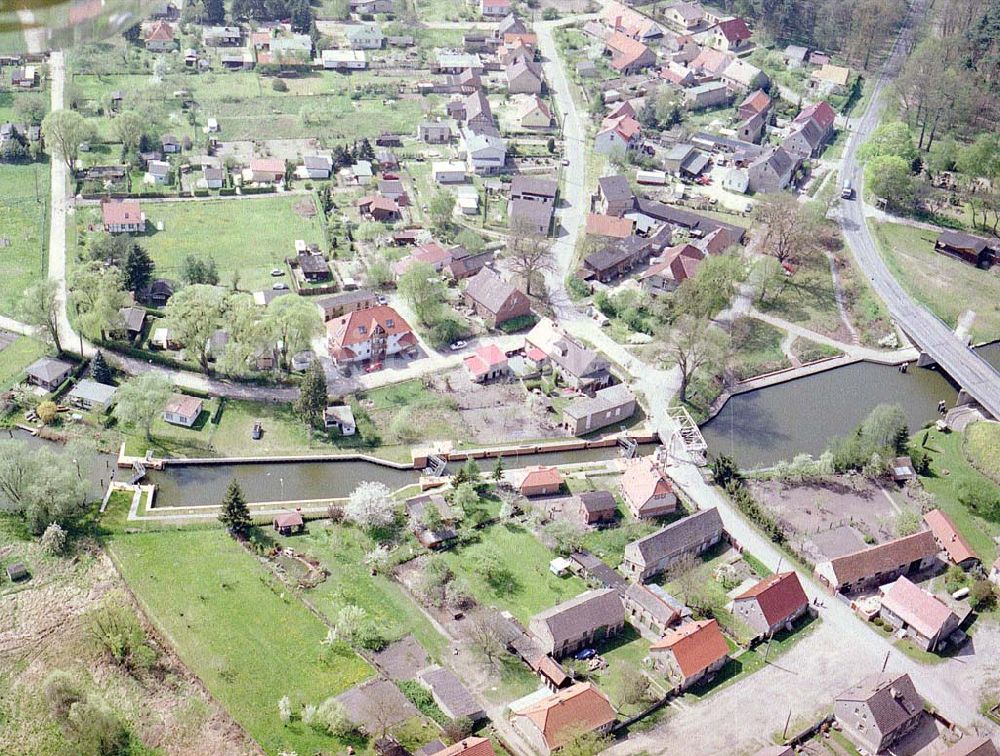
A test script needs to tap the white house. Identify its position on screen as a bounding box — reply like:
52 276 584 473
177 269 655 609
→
321 49 367 69
163 394 204 427
433 160 468 184
462 129 506 175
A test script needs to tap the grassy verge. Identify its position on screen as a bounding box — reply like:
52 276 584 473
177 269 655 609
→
963 420 1000 485
108 529 373 754
0 161 50 317
729 318 791 381
870 221 1000 343
0 335 49 391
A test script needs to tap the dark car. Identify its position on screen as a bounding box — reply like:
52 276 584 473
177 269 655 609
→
251 420 263 440
573 648 597 661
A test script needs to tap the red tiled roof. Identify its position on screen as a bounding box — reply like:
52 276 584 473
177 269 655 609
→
923 509 977 565
359 195 400 214
605 101 636 121
824 531 937 588
607 31 652 71
739 88 771 115
879 576 956 639
650 619 728 678
102 198 143 226
250 157 286 175
326 305 413 348
621 456 673 508
438 736 495 756
641 243 704 283
795 100 836 131
464 343 507 377
414 241 452 266
274 511 304 528
516 682 615 750
734 571 808 628
146 20 174 41
520 465 563 490
586 213 633 238
715 17 751 43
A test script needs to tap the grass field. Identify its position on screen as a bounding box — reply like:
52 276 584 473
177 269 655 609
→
0 162 49 317
964 421 1000 485
871 221 1000 343
728 318 791 381
290 525 448 656
109 529 373 754
0 335 48 391
77 196 324 292
914 427 1000 564
440 522 587 624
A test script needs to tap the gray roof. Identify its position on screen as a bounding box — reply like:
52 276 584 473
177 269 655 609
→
549 334 610 381
624 582 678 625
598 175 632 202
499 13 527 35
463 268 521 314
751 145 795 176
318 289 377 309
204 166 224 180
510 197 553 228
529 589 625 648
68 378 117 405
786 117 824 150
418 667 484 720
836 673 922 737
563 383 635 420
119 306 146 331
633 199 745 247
624 508 724 568
464 90 493 124
938 229 992 253
304 155 332 171
578 490 617 515
26 357 74 383
511 175 557 199
507 57 542 82
571 550 627 588
665 143 695 162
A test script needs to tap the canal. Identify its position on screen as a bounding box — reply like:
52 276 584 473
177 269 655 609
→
145 443 660 508
701 343 1000 470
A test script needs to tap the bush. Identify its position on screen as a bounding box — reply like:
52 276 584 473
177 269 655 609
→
272 78 289 92
87 603 158 674
970 580 995 610
443 716 474 742
41 522 68 555
497 313 538 334
37 400 58 424
67 699 129 756
42 670 83 719
398 679 449 726
315 697 360 737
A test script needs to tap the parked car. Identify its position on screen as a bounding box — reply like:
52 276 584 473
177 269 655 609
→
291 351 314 372
365 361 383 373
449 340 467 351
270 268 284 277
272 282 288 290
251 420 263 440
574 648 597 661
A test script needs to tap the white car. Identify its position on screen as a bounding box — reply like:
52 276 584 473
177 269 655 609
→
561 158 570 166
272 282 288 290
449 340 467 351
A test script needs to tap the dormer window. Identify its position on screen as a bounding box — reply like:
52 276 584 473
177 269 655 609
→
386 319 394 327
358 325 367 335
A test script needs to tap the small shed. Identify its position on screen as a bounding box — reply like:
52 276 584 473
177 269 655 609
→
25 357 74 391
6 562 29 582
324 405 356 435
274 510 305 536
891 456 917 483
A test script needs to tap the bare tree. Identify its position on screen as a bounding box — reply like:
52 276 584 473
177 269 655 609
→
466 609 506 668
753 194 819 265
363 682 408 739
505 218 555 296
663 316 729 405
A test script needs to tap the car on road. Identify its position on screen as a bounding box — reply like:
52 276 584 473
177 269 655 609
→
251 421 263 440
376 294 388 305
561 158 570 166
449 340 467 351
574 648 597 661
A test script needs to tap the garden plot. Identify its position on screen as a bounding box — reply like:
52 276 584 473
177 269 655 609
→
0 162 49 316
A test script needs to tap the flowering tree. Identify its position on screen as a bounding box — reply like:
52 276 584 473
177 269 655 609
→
344 481 396 529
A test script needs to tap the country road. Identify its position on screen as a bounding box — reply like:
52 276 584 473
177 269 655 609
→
837 0 1000 419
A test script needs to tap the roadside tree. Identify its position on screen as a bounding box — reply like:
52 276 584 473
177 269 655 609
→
113 373 173 440
663 315 729 405
296 359 328 428
505 218 554 296
265 294 323 371
42 110 94 174
18 278 62 354
754 194 820 265
164 284 227 372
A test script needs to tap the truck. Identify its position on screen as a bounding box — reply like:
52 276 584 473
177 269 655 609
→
841 179 854 199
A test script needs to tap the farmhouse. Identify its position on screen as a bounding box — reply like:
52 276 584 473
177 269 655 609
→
747 146 796 194
594 115 642 156
738 89 771 121
517 466 564 497
462 268 531 328
529 588 625 658
709 17 752 52
163 394 203 427
623 582 679 635
325 305 416 365
25 357 74 391
649 619 729 690
606 32 656 74
525 318 612 392
582 226 671 283
834 673 923 755
561 383 636 436
814 530 938 594
506 58 544 94
510 682 616 755
878 576 960 653
601 2 663 42
623 508 725 582
515 95 553 129
620 456 677 519
923 509 978 568
144 20 176 51
597 175 634 217
640 243 705 294
732 572 809 638
463 343 509 383
101 199 146 233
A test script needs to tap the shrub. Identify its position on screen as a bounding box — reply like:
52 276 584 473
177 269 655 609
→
443 716 474 742
272 79 288 92
42 670 83 719
970 580 995 610
41 522 68 555
278 695 292 723
316 697 360 737
37 400 58 424
67 699 129 755
87 603 157 674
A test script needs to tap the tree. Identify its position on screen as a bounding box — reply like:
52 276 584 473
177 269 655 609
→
266 295 322 371
428 189 456 232
296 359 328 428
219 479 252 537
37 400 58 424
113 373 172 440
123 241 155 294
397 261 445 325
91 350 113 385
860 403 907 452
753 256 787 307
454 228 486 253
164 284 227 372
66 699 128 756
506 218 555 296
466 609 505 667
42 110 94 173
492 455 505 483
545 519 585 555
14 93 46 124
111 111 145 158
204 0 226 23
345 481 396 529
674 253 745 320
41 522 68 554
754 193 819 265
664 315 729 404
559 727 612 756
182 255 219 285
332 605 368 645
70 262 130 340
18 278 62 353
858 121 918 163
619 666 652 706
0 442 91 535
865 155 914 212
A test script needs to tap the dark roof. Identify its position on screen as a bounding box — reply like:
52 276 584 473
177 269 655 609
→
624 508 724 568
510 197 553 228
578 490 617 515
26 357 74 383
318 289 377 308
624 582 679 626
598 174 632 202
418 667 484 720
529 589 624 648
464 268 522 314
634 199 745 247
511 175 557 199
937 229 992 253
570 550 627 588
836 673 922 738
6 562 29 581
297 253 329 275
119 306 146 331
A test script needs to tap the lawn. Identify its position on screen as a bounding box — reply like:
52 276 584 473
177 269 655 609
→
728 318 791 381
790 337 843 364
360 378 464 449
440 522 587 624
290 524 449 656
964 421 1000 485
913 427 1000 564
123 397 222 458
871 220 1000 343
588 625 655 716
78 196 324 292
108 529 373 755
0 161 49 317
0 335 48 391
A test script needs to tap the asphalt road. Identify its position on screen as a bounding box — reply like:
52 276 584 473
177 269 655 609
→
837 0 1000 419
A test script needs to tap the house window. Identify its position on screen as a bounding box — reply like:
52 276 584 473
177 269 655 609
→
358 325 367 334
386 319 394 327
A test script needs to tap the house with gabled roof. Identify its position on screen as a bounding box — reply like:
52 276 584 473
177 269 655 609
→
620 456 678 518
732 571 809 637
662 1 704 32
574 490 618 526
747 145 797 194
709 17 752 52
601 1 663 42
721 57 768 92
517 465 564 497
525 317 613 392
586 213 633 239
942 737 1000 756
437 736 495 756
528 588 625 657
809 63 851 94
515 95 553 129
101 198 146 233
814 530 938 594
596 175 634 217
418 667 485 721
623 508 724 582
834 673 923 755
738 89 771 121
510 682 616 754
923 509 978 568
145 20 176 51
506 57 543 94
783 117 827 159
606 32 656 74
463 343 509 383
650 618 729 689
462 268 531 328
325 305 416 365
624 582 679 636
640 242 705 294
561 383 636 436
878 575 960 652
